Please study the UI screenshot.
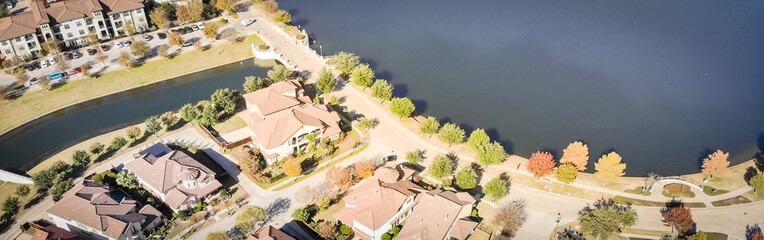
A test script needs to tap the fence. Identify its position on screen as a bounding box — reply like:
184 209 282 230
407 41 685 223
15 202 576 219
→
196 124 251 150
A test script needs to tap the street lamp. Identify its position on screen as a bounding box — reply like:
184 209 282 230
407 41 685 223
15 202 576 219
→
319 45 323 58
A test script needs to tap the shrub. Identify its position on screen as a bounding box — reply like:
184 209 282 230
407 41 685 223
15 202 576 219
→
219 18 228 24
381 233 391 240
340 224 353 235
292 207 310 222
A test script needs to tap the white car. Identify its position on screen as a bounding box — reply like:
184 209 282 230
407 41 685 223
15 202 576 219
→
115 41 124 48
241 18 255 26
196 22 205 30
47 57 57 65
122 40 131 47
40 60 50 68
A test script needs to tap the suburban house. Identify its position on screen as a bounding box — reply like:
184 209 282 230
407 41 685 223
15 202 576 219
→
46 179 162 240
242 79 342 163
395 188 478 240
247 225 296 240
334 165 424 240
123 143 222 212
31 224 84 240
0 0 148 59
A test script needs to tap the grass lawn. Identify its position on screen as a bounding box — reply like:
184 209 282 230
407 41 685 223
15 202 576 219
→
0 181 35 214
623 186 651 196
706 232 728 240
244 170 288 190
711 195 752 207
742 190 764 201
613 196 706 208
702 185 729 196
622 228 671 237
662 184 695 198
273 141 369 191
0 35 263 134
314 200 345 222
212 113 248 135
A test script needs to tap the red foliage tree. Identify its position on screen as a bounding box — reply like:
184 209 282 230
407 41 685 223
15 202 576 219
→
662 205 694 237
353 160 375 179
526 151 555 178
325 166 352 190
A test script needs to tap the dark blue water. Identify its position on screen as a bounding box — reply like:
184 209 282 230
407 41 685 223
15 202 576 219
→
0 60 269 171
279 0 764 175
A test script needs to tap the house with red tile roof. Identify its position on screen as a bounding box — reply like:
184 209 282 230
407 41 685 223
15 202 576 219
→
30 225 85 240
242 79 342 163
46 179 162 240
123 143 222 212
395 188 478 240
247 225 296 240
334 165 424 240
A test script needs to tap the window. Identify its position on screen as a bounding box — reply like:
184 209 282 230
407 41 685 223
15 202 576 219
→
15 37 21 42
64 24 70 29
79 30 85 35
1 41 7 46
76 21 82 27
138 17 144 22
136 9 142 14
123 12 130 17
4 49 10 54
67 33 73 38
112 15 119 20
86 19 92 25
19 45 24 50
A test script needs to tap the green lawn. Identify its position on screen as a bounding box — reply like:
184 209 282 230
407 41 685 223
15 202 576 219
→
703 186 729 196
0 35 263 134
711 195 752 207
623 186 652 196
212 114 248 135
613 196 706 208
622 228 671 237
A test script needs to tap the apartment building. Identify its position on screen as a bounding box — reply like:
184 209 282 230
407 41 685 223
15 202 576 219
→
0 0 148 59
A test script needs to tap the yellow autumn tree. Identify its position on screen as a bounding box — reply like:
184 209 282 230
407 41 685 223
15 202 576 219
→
560 141 589 171
701 149 729 179
283 158 302 178
594 152 626 185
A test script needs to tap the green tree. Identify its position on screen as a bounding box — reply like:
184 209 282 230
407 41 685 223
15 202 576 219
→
316 69 337 94
749 172 764 193
267 65 294 82
419 116 439 137
273 10 292 23
130 40 151 58
578 199 636 239
110 136 127 150
203 22 220 39
390 97 415 118
72 150 90 167
215 0 234 12
160 2 178 20
15 185 30 197
145 115 162 135
2 196 20 215
32 169 56 191
126 126 142 140
292 207 310 222
356 117 374 132
116 171 139 189
370 79 394 102
150 8 170 29
406 149 423 165
430 155 455 179
198 104 218 126
455 167 478 189
206 232 229 240
554 163 578 184
333 51 360 75
236 206 266 232
468 128 490 151
477 141 508 165
0 4 11 18
483 177 509 200
438 123 466 146
211 88 240 115
243 76 272 92
89 142 105 155
351 63 374 88
161 111 179 129
328 95 339 105
180 103 198 122
687 231 708 240
51 179 74 201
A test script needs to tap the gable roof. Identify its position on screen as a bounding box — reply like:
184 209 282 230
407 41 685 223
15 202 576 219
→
396 189 477 240
334 173 425 231
249 103 341 149
0 12 38 41
99 0 143 14
47 179 161 239
247 225 296 240
124 144 222 210
242 79 309 117
32 225 84 240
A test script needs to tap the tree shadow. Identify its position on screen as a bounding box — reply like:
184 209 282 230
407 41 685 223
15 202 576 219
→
23 192 48 209
263 197 292 224
410 99 428 114
129 133 151 147
94 149 118 163
392 83 408 98
744 167 758 185
485 128 514 154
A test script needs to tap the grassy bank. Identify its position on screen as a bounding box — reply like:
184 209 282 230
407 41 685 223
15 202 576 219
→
0 35 263 134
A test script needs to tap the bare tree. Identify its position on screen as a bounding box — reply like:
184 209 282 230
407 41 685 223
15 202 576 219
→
492 199 528 237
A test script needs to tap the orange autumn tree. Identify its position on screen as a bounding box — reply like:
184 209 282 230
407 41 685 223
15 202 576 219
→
283 158 302 178
526 151 555 178
594 152 626 185
325 166 352 190
701 149 729 179
560 141 589 171
354 160 375 179
662 205 694 237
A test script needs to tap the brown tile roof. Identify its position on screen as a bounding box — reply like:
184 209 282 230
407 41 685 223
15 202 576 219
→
31 225 84 240
396 189 477 240
249 103 341 149
243 80 309 118
47 179 161 240
247 225 295 240
124 145 222 210
98 0 143 14
0 12 38 41
334 175 425 230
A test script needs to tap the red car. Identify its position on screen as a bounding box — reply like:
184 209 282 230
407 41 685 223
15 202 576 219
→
73 65 90 74
100 44 110 51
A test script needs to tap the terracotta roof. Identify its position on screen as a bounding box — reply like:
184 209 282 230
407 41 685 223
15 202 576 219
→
334 175 425 230
99 0 143 14
31 225 84 240
249 103 341 149
375 167 399 183
450 218 479 240
247 225 295 240
47 179 161 240
0 12 38 41
396 189 477 240
242 79 308 118
124 144 222 210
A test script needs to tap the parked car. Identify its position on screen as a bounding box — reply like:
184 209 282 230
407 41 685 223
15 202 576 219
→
48 57 57 65
73 65 88 74
157 32 167 39
196 22 205 30
181 39 195 47
115 41 124 48
176 28 187 34
143 34 152 41
71 51 82 59
26 77 38 86
5 1 12 8
25 62 39 71
241 18 255 26
87 48 97 55
170 29 179 34
40 59 50 68
100 44 110 51
46 72 65 80
191 24 199 31
122 40 131 47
